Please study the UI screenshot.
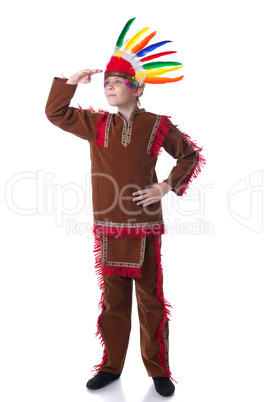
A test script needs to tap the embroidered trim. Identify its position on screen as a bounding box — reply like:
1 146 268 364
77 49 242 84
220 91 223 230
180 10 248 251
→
153 235 176 382
173 151 198 194
162 321 170 370
119 108 145 147
121 120 127 146
125 117 133 146
104 113 112 147
122 110 135 147
94 219 164 228
172 131 206 196
147 115 172 158
92 228 107 374
102 236 146 268
147 115 161 155
105 71 134 80
94 108 145 149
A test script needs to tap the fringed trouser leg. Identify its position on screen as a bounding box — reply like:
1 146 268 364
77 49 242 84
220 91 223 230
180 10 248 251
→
94 235 172 378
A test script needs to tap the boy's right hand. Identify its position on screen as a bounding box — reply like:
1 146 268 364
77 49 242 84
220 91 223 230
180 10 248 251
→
66 69 103 85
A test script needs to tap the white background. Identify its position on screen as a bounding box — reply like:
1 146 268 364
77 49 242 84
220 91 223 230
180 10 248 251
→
1 0 267 401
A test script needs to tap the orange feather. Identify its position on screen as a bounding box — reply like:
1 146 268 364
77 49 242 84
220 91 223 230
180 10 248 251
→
131 31 157 54
144 75 184 84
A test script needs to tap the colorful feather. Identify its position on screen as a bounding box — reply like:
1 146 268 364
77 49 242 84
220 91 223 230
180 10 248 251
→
115 49 125 57
140 51 177 62
125 27 149 51
144 75 184 84
131 31 157 54
107 18 184 86
143 61 182 70
135 71 146 82
116 17 136 48
136 40 172 58
145 66 183 77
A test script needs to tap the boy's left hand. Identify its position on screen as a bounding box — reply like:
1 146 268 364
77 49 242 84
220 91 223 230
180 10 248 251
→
132 182 171 207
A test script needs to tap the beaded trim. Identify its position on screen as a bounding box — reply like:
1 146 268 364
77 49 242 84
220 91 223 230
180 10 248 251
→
104 113 112 147
173 152 198 195
121 121 127 146
153 235 174 381
119 108 145 147
146 115 161 155
105 71 134 81
162 320 170 370
102 235 146 268
158 231 169 370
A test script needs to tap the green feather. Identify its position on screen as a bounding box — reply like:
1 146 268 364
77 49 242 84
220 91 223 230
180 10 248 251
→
116 17 136 48
143 61 183 70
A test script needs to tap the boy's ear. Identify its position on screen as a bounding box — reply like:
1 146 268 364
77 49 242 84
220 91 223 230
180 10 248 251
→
134 86 143 97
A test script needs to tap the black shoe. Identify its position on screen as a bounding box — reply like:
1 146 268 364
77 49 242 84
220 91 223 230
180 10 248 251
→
153 376 175 397
86 371 121 390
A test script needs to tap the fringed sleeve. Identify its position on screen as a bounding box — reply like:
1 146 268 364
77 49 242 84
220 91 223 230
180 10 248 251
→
162 123 206 196
45 77 102 143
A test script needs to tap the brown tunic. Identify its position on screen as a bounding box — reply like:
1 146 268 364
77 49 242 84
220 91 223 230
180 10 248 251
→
45 77 205 277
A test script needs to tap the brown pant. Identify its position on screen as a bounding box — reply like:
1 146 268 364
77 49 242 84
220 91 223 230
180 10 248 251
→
95 236 172 377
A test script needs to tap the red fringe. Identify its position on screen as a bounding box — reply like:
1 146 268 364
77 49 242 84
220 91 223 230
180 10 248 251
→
176 129 206 196
75 104 107 114
91 228 107 374
73 104 109 150
103 265 142 278
88 106 97 112
94 110 109 150
93 223 166 238
153 235 177 383
150 115 172 158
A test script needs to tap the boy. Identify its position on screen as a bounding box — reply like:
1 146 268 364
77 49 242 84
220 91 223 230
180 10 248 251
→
45 18 205 397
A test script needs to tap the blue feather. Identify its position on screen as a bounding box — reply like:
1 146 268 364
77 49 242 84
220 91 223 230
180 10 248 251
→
136 40 172 58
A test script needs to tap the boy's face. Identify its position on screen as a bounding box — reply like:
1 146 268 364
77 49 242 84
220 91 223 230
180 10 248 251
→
104 75 137 107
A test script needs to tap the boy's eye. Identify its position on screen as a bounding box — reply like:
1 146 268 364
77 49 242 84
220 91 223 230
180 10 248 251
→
104 79 123 86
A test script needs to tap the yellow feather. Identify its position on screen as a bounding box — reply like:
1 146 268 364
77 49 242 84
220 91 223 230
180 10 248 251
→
145 66 183 77
125 27 149 52
115 49 124 57
135 71 146 83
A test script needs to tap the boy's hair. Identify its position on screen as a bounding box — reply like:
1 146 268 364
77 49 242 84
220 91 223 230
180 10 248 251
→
136 83 145 106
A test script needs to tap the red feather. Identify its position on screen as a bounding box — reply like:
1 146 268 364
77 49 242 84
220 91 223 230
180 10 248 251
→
140 51 177 62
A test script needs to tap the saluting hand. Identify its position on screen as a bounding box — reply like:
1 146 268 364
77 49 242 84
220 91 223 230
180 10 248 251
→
66 69 103 85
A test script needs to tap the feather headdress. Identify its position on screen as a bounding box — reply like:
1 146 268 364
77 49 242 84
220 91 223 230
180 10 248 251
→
104 17 184 86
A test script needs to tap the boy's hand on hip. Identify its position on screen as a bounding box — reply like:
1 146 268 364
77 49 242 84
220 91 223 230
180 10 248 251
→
66 69 103 85
132 182 172 207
